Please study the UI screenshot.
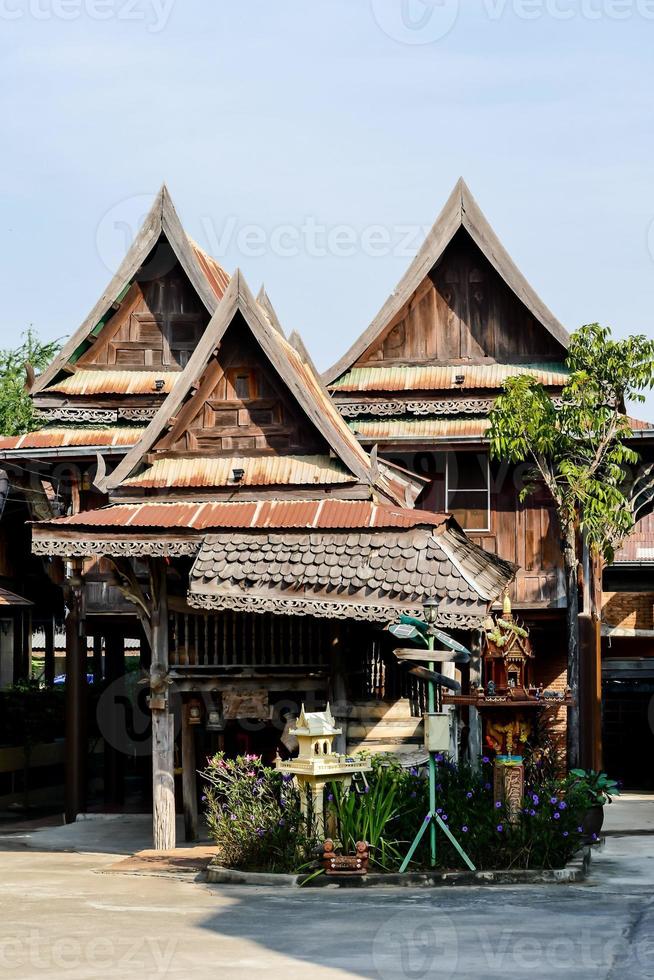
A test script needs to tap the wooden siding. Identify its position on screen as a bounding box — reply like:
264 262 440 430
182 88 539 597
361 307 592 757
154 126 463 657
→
155 316 323 456
77 262 207 372
360 229 564 367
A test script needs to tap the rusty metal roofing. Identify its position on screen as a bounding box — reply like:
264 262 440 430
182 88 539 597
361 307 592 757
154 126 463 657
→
121 455 358 489
614 513 654 563
329 363 570 393
349 417 491 441
0 427 145 451
0 587 32 606
36 499 450 532
628 416 654 433
44 370 179 397
189 239 230 300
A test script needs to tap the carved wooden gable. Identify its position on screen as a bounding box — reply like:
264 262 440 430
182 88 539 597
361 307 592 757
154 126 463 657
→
154 314 324 456
362 230 565 366
77 261 207 372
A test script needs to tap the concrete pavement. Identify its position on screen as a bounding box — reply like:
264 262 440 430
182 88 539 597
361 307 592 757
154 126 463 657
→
0 801 652 979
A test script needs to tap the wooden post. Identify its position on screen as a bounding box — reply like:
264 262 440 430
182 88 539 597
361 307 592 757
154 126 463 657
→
92 635 103 684
44 616 55 687
149 559 176 851
329 623 348 755
104 634 125 809
579 613 603 772
65 562 87 823
468 630 482 767
182 703 199 842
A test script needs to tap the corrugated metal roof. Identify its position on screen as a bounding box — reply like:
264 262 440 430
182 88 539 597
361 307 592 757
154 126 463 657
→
122 455 355 489
39 499 449 532
189 239 230 300
0 427 145 451
628 416 654 433
330 363 570 393
349 417 491 441
44 371 179 397
0 587 32 606
614 513 654 563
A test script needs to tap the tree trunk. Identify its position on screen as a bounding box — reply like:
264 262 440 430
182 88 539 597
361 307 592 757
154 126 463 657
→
563 530 580 768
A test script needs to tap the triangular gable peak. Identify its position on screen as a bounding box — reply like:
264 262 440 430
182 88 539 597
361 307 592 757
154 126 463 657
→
324 179 569 386
105 272 401 502
32 186 230 412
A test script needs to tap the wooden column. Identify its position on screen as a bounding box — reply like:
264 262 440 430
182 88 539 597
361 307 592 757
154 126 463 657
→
329 624 348 755
44 616 55 687
92 635 103 684
149 559 175 851
104 634 125 809
467 630 482 767
182 703 199 842
579 613 603 772
65 563 87 823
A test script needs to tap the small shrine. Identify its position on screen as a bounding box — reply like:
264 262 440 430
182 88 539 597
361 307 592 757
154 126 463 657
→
275 704 371 836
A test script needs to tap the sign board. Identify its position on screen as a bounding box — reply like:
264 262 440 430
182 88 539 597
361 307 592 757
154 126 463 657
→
408 665 462 693
398 615 430 635
387 623 428 645
394 648 470 665
222 689 269 720
430 628 471 658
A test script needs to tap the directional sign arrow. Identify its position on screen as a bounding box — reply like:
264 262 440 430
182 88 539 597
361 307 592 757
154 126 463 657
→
429 627 472 658
408 665 462 693
394 648 471 665
387 623 429 647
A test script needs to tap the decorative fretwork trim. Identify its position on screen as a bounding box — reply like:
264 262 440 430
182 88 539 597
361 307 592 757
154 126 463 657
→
335 396 563 420
187 589 481 627
35 407 158 424
32 537 199 558
335 398 496 419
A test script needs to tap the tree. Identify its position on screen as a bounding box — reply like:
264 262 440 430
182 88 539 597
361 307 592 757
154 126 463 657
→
488 323 654 767
0 329 60 436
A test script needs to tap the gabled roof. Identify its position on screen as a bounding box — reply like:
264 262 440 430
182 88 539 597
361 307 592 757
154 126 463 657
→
32 185 229 395
104 271 401 502
324 178 569 385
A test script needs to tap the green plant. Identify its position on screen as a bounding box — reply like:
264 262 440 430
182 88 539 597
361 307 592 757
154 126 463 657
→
201 753 318 872
568 769 620 807
489 323 654 764
0 329 60 436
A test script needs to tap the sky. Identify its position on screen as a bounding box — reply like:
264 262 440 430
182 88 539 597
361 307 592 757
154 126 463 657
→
1 0 654 415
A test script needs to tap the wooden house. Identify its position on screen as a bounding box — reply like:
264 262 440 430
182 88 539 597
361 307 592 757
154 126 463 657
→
29 269 514 847
324 180 573 742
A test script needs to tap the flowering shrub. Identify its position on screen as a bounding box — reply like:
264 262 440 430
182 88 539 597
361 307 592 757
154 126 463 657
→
328 755 590 872
201 753 316 872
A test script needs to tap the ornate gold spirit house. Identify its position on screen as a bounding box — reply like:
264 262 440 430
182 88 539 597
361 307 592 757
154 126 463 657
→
276 704 371 836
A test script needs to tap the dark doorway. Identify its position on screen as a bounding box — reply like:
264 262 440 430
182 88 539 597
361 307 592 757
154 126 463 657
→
602 665 654 790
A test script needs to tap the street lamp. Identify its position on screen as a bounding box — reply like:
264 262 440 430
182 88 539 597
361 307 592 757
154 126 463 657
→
422 596 439 626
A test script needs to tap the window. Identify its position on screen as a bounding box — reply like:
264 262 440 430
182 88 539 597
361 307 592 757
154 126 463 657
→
445 451 490 531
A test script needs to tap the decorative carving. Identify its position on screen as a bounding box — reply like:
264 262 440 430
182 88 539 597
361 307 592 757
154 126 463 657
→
186 589 481 627
335 398 496 419
335 396 562 420
32 537 199 558
34 407 158 424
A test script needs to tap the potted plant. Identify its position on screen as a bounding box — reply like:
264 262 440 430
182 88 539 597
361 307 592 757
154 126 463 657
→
569 769 620 839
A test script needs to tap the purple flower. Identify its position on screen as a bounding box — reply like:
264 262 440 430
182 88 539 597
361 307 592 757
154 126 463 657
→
532 794 540 805
410 767 418 776
436 807 443 814
461 825 468 833
529 809 536 817
550 797 558 805
577 826 583 834
423 814 431 824
592 833 599 841
558 801 567 810
484 783 491 791
562 831 569 838
410 791 417 799
229 813 236 821
495 801 502 809
278 818 286 827
256 828 265 837
327 793 334 802
466 791 473 799
553 812 561 821
442 814 448 822
496 824 504 833
435 754 444 764
482 756 490 764
282 774 293 783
